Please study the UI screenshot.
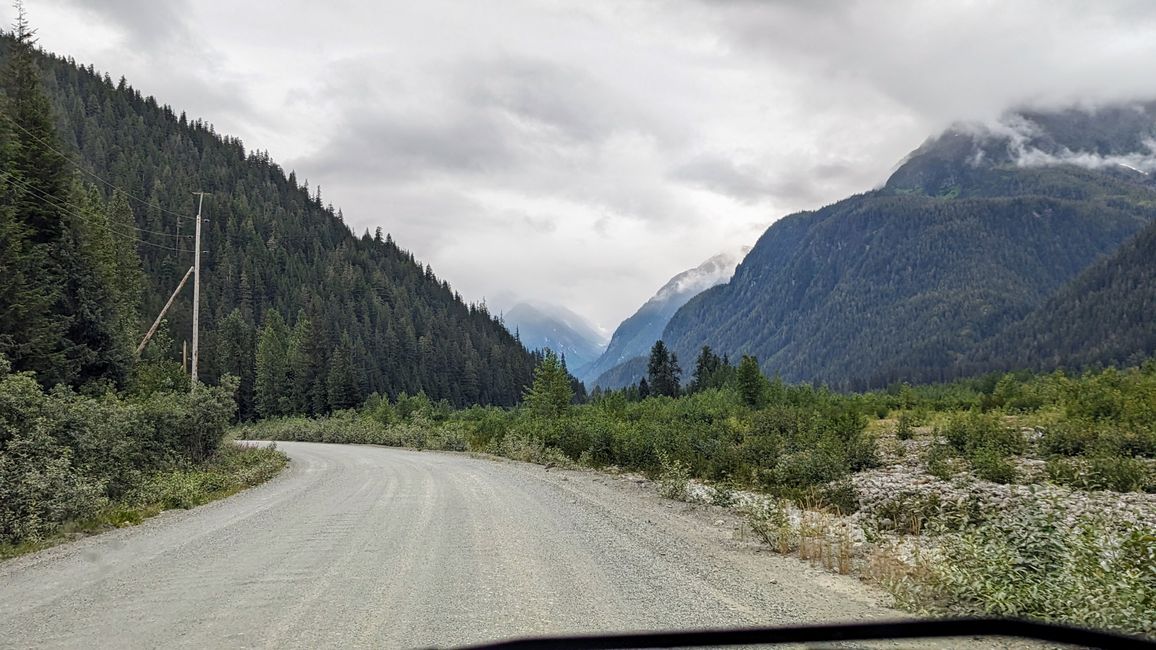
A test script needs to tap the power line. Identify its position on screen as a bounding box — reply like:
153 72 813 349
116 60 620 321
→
0 170 190 253
0 109 195 222
0 168 191 239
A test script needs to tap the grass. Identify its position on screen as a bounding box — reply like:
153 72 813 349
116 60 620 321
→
0 443 287 561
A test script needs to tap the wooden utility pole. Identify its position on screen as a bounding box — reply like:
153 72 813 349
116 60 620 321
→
190 192 207 391
137 265 194 354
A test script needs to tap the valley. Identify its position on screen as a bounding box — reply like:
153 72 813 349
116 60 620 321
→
1 2 1155 647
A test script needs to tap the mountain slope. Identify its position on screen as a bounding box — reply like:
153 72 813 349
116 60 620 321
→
663 105 1156 389
579 250 746 385
11 36 537 411
502 302 606 371
591 355 648 391
968 217 1156 373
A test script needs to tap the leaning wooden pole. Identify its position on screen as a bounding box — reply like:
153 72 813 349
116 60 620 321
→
137 265 195 355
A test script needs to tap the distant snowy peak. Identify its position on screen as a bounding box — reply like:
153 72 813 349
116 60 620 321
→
578 246 750 386
503 301 607 371
651 248 750 304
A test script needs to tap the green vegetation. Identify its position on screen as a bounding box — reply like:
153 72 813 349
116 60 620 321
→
887 505 1154 637
241 350 1156 636
0 353 286 555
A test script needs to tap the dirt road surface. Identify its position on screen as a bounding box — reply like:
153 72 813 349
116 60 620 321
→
0 441 904 648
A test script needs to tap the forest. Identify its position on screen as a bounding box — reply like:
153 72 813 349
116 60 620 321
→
0 27 538 415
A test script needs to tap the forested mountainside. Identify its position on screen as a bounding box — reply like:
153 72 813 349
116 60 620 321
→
579 250 745 386
663 105 1156 390
0 35 537 414
967 217 1156 373
590 355 647 391
501 302 606 373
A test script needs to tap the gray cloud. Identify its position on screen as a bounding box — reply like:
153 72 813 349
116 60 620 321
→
670 155 771 203
20 0 1156 329
56 0 194 49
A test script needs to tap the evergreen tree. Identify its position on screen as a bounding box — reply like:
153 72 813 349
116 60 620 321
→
105 190 144 346
287 311 320 415
646 340 681 397
523 349 572 420
736 355 768 408
0 5 76 385
217 308 256 419
690 345 725 393
326 334 361 411
637 377 651 399
254 309 291 418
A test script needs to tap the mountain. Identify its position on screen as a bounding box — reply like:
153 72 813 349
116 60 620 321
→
502 302 607 372
663 104 1156 390
581 249 746 387
0 35 537 413
968 217 1156 374
591 355 648 392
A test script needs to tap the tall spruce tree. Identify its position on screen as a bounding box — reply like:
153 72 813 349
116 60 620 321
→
254 309 291 418
0 4 74 385
690 345 728 393
326 334 361 411
522 349 572 420
736 355 768 408
217 308 256 419
287 311 321 415
646 340 681 398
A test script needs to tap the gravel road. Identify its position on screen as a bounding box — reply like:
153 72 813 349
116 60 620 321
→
0 441 903 649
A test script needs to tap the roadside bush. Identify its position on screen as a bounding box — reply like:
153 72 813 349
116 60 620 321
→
0 429 106 544
925 441 962 480
656 452 692 501
1042 421 1156 459
746 498 797 554
1046 456 1153 493
741 402 875 495
910 505 1155 637
0 359 239 546
235 411 468 452
817 479 860 515
129 444 287 510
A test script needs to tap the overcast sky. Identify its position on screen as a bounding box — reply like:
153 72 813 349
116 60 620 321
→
12 1 1156 332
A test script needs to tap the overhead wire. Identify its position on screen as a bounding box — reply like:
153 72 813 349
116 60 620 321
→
0 109 196 223
0 168 192 239
0 169 190 253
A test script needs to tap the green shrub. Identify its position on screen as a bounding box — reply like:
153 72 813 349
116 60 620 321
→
1046 456 1152 493
656 452 692 501
0 429 106 544
0 363 238 546
970 446 1018 484
746 499 797 554
940 411 1023 458
895 412 914 441
818 479 860 515
906 505 1155 637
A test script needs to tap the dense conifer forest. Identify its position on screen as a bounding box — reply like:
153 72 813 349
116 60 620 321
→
0 32 538 416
